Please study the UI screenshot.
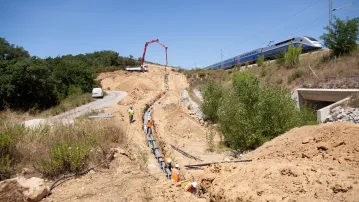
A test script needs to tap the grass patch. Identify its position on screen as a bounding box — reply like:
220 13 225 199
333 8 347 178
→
0 118 127 179
288 70 305 84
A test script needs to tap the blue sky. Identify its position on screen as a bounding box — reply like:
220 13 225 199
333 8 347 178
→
1 0 358 69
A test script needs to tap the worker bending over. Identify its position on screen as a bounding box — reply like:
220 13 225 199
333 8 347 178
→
128 106 134 123
184 181 198 195
171 163 180 182
146 119 153 134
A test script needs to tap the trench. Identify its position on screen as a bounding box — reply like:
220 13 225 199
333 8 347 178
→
142 72 172 179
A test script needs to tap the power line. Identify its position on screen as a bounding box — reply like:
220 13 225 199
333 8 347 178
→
267 0 323 30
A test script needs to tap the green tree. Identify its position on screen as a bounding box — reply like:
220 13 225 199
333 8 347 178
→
283 42 302 68
320 16 359 56
200 80 224 122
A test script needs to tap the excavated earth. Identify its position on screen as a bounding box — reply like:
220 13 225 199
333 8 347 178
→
3 64 358 202
199 122 359 202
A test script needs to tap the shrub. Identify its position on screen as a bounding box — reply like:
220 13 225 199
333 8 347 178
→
245 61 249 68
206 131 215 152
37 141 92 177
257 55 264 67
284 42 302 68
288 70 305 83
200 80 224 122
212 72 317 151
198 72 206 78
0 122 25 180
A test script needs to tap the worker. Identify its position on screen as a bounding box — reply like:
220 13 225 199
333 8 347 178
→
165 158 172 171
171 163 180 182
128 106 134 123
184 181 198 195
146 119 153 134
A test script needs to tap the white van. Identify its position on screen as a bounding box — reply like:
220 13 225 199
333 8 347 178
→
92 88 104 98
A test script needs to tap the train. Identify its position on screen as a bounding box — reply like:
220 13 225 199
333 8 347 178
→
205 36 322 70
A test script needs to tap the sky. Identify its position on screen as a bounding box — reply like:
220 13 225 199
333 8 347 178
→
1 0 358 69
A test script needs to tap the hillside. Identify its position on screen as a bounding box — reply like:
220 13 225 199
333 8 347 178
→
183 49 359 90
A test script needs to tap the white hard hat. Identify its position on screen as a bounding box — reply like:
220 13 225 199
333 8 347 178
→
167 159 172 163
192 182 198 188
175 163 179 168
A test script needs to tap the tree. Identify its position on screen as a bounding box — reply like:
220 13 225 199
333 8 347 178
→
320 16 359 56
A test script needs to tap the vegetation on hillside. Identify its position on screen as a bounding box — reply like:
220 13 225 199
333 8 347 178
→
201 72 317 151
0 118 127 179
0 37 140 112
320 16 359 56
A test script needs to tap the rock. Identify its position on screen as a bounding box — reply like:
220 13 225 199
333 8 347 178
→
302 138 311 144
325 115 333 123
331 106 341 113
317 143 330 151
21 168 34 176
0 177 50 202
88 170 96 175
337 113 345 119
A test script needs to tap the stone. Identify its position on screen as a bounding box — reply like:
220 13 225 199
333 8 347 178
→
0 177 50 202
302 138 311 144
325 115 333 123
331 106 341 113
337 113 345 119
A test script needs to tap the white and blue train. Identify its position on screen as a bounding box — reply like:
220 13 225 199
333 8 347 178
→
205 36 322 70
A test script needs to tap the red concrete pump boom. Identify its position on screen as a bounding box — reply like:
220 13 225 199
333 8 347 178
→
141 39 168 66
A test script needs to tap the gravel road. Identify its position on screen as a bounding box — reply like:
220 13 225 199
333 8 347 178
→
23 90 127 127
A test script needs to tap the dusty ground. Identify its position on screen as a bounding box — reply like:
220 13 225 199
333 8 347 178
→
31 63 359 202
199 122 359 202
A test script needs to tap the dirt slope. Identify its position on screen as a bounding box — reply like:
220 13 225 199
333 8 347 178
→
199 122 359 202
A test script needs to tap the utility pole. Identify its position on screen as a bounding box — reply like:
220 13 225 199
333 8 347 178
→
329 0 332 33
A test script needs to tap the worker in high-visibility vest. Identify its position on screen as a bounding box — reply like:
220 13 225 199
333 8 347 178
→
128 106 134 123
171 163 180 182
183 181 198 195
146 119 153 134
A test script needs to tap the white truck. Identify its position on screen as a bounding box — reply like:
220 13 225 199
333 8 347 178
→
125 65 148 72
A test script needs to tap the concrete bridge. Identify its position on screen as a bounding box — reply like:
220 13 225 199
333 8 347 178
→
292 88 359 122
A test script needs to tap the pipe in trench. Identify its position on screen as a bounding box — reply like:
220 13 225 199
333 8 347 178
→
144 106 172 179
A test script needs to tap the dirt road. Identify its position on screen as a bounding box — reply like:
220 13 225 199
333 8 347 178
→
22 90 127 127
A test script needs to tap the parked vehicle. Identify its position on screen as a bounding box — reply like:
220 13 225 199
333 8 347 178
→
92 88 104 98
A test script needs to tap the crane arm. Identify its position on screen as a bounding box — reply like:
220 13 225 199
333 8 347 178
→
141 39 168 66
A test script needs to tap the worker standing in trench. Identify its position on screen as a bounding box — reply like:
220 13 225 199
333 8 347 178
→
171 163 181 182
146 118 153 134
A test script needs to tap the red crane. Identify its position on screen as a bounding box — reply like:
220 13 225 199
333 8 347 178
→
141 39 168 68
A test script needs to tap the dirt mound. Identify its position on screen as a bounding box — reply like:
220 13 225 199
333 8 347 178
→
200 123 359 202
247 122 359 167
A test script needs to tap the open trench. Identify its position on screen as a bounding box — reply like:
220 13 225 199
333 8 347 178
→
141 72 172 179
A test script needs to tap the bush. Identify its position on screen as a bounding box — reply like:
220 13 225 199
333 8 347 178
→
0 122 25 180
200 80 224 122
288 70 305 83
245 61 249 68
37 141 92 177
206 131 215 152
210 72 317 151
284 42 302 68
198 72 206 78
257 55 264 67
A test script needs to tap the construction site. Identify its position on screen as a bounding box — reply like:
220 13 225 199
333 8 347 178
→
1 2 359 199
